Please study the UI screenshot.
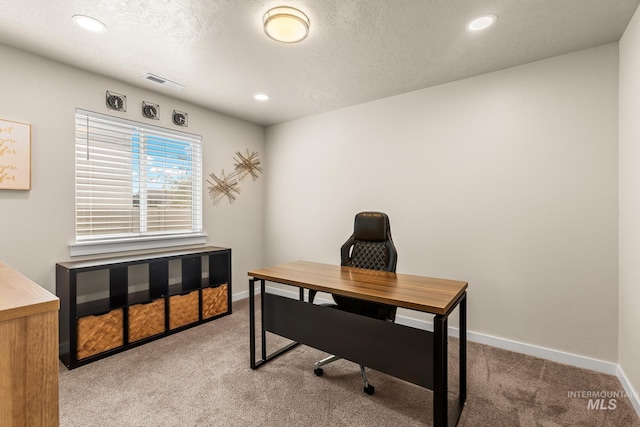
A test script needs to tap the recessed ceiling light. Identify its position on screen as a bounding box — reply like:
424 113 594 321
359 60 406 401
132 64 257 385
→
72 15 107 33
466 14 497 32
254 93 270 101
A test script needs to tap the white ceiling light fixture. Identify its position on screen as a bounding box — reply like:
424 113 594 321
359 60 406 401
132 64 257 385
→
253 93 270 101
263 6 310 43
467 14 497 32
72 15 107 33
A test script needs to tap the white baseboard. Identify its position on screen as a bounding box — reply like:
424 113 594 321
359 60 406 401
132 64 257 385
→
467 331 619 374
232 290 252 301
234 286 637 410
617 365 640 417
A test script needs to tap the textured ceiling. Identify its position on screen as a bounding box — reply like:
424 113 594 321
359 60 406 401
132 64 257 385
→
0 0 639 126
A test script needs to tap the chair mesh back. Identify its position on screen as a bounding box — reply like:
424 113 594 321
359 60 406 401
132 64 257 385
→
346 241 387 271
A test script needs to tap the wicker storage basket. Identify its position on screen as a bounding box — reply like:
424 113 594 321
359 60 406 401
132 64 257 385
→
202 284 228 319
169 290 199 330
128 299 165 342
77 308 124 360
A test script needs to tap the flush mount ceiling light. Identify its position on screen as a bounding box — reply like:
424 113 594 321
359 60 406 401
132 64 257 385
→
466 14 497 32
72 14 107 33
263 6 310 43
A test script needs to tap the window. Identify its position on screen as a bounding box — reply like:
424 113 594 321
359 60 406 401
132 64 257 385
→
72 109 203 255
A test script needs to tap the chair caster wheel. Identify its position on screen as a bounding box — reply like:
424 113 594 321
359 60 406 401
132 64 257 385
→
364 384 375 395
314 368 324 376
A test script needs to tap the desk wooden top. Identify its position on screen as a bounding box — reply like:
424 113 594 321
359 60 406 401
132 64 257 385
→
0 262 59 322
248 261 467 315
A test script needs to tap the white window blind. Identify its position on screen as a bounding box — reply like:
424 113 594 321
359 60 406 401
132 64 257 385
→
74 109 202 246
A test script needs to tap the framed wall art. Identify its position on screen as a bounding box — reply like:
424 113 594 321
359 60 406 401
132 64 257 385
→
0 118 31 190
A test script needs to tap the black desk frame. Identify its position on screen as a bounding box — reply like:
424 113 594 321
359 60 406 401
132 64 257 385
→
249 279 467 427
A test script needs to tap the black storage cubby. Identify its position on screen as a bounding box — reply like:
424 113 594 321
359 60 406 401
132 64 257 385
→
182 256 202 291
57 246 232 369
209 251 231 286
149 260 168 300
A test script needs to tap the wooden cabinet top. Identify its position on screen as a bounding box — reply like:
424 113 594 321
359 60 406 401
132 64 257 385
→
57 246 230 271
0 261 59 322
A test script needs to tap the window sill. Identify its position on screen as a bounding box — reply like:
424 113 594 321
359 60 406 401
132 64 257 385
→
69 233 208 257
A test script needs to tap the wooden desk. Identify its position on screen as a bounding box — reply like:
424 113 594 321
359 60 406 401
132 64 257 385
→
0 262 60 426
248 261 467 427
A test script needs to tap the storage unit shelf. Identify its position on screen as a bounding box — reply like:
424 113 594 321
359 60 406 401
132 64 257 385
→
57 246 232 369
76 299 119 318
128 289 155 306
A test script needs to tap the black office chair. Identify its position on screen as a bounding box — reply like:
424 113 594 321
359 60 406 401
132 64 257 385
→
310 211 398 395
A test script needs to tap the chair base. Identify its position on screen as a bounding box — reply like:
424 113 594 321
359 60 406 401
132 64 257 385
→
314 354 374 395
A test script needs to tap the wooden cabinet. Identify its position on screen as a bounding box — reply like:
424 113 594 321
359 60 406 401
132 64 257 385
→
56 246 231 369
0 261 59 426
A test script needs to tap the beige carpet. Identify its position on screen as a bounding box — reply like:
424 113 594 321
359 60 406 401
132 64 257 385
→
59 298 640 426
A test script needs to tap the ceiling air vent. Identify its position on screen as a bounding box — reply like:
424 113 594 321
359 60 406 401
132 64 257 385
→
143 73 185 91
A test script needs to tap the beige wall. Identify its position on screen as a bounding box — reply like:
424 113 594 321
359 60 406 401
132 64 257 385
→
619 5 640 405
264 44 619 362
0 44 265 297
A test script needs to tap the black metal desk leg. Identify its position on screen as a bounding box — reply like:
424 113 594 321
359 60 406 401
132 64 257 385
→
433 314 448 426
249 278 268 369
260 279 266 362
460 292 467 402
249 278 256 369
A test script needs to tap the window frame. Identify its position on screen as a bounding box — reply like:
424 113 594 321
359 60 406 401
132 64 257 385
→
70 109 205 257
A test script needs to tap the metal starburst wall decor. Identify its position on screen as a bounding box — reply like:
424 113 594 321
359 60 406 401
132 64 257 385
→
207 150 263 205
